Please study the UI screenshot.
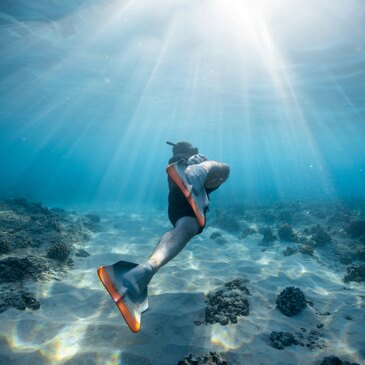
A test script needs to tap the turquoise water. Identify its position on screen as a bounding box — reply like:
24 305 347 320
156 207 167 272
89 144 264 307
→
1 3 365 364
0 0 365 207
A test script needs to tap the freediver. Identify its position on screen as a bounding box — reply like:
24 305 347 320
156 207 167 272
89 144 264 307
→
97 141 230 332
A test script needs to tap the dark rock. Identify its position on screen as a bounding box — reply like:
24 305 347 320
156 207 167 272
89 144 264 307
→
241 226 257 239
0 198 90 313
210 231 222 240
0 239 11 254
215 236 229 244
205 280 250 325
224 279 250 294
344 264 365 283
268 325 326 350
210 231 228 244
11 232 32 249
269 331 296 349
309 225 332 246
339 255 354 265
276 286 307 316
346 221 365 238
0 256 47 283
75 249 90 257
46 242 71 262
47 219 62 232
298 244 314 256
0 290 40 313
21 291 41 310
320 356 343 365
271 340 284 350
177 351 227 365
278 224 297 242
282 246 298 256
219 317 229 326
320 355 360 365
259 227 277 243
354 246 365 261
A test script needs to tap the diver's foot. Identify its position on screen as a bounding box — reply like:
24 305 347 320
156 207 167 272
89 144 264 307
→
97 261 153 332
120 262 154 298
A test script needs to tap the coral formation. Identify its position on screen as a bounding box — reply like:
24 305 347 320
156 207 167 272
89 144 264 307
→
268 326 326 351
282 247 298 256
240 226 257 239
299 244 314 256
268 331 298 350
354 246 365 261
276 286 307 316
308 225 332 246
296 328 325 349
0 290 40 313
224 279 251 293
0 256 47 283
278 224 297 242
343 264 365 283
0 239 11 254
0 198 90 312
320 355 360 365
75 248 90 257
83 213 102 231
46 242 71 262
178 352 227 365
204 279 250 325
259 227 277 243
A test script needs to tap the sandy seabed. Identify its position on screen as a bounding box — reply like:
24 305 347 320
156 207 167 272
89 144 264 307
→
0 200 364 365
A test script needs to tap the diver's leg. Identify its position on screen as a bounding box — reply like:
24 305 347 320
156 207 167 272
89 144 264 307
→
147 216 200 272
120 216 199 297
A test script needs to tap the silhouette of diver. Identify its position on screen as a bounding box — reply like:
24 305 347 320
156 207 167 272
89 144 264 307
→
97 141 230 332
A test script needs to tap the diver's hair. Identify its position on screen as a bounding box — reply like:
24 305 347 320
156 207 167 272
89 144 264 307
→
166 141 198 157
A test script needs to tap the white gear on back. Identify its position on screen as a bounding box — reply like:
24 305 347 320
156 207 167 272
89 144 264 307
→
187 153 208 165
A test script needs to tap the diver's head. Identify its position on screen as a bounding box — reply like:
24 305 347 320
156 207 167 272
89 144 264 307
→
166 141 198 158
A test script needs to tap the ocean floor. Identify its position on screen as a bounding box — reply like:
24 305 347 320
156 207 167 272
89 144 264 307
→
0 198 364 365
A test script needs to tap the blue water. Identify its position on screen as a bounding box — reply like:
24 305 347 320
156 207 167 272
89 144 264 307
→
1 0 365 207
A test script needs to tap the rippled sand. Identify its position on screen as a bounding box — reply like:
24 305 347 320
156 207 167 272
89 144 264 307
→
0 208 364 365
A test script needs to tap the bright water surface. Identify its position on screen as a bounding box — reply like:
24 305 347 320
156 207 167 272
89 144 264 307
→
1 0 365 207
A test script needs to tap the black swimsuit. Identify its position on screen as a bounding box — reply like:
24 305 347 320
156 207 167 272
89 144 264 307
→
167 155 215 233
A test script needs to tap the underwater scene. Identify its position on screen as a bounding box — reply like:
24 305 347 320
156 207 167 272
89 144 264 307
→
0 0 365 364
